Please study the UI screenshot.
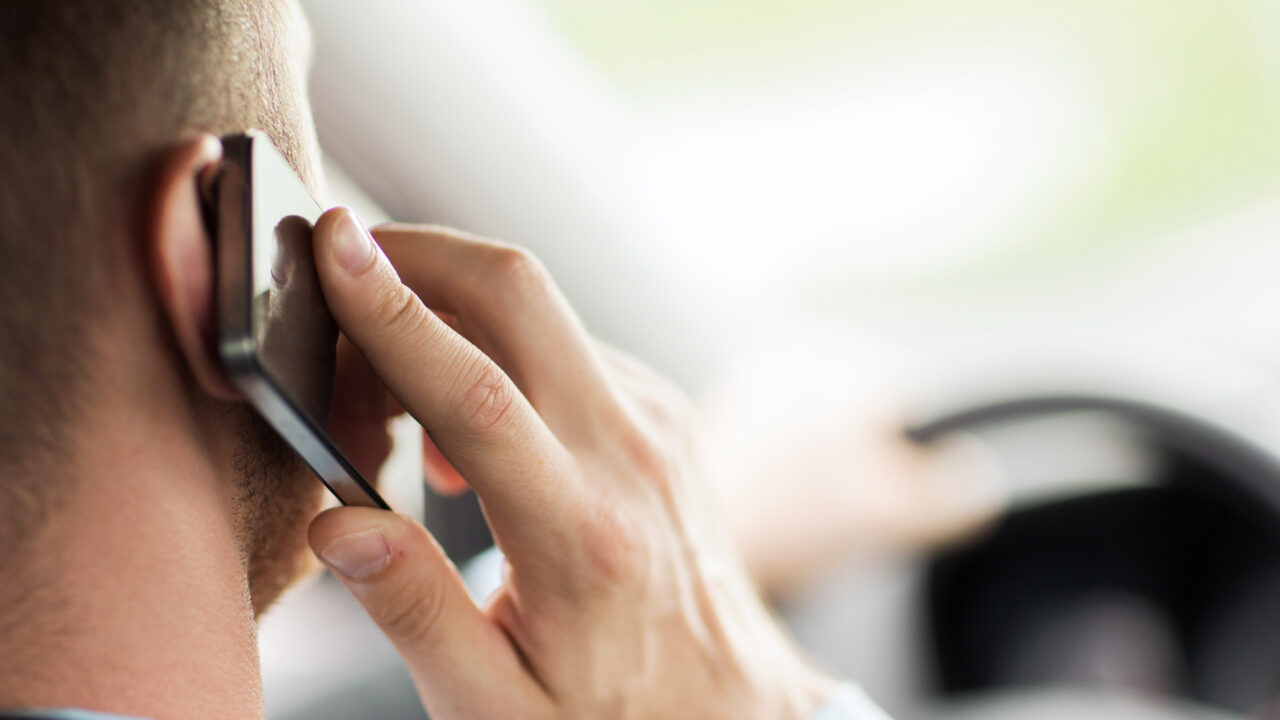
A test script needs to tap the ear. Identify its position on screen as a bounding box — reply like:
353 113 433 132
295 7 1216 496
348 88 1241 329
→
148 133 240 400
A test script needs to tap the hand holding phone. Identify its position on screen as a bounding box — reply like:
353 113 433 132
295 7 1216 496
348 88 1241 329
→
303 209 840 720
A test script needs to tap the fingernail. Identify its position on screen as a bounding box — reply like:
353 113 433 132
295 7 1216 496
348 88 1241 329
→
332 210 376 274
318 528 390 580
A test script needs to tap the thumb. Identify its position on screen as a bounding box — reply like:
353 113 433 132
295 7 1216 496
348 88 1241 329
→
308 507 542 718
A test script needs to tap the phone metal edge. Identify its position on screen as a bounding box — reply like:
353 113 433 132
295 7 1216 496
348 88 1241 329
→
214 132 389 510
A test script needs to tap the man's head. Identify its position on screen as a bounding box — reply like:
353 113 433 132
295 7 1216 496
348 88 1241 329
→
0 0 326 611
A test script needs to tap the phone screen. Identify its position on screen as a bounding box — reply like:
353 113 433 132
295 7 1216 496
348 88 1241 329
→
253 213 337 426
245 139 336 432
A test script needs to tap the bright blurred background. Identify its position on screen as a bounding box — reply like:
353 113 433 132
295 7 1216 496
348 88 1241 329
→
263 1 1280 718
542 0 1280 371
306 0 1280 392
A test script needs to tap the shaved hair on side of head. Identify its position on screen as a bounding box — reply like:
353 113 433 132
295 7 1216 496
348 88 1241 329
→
0 0 319 553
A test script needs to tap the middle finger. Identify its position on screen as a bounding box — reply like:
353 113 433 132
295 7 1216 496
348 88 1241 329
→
374 224 622 449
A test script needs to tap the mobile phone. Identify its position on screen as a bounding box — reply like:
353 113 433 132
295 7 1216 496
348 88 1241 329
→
206 131 389 510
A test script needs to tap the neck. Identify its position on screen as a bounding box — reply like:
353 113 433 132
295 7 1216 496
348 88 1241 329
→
0 394 264 719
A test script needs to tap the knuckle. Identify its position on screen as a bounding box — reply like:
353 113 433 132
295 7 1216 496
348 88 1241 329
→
485 245 551 305
576 501 645 585
454 358 519 434
374 576 449 648
620 424 676 486
615 422 685 513
489 245 545 282
373 285 428 338
643 384 696 434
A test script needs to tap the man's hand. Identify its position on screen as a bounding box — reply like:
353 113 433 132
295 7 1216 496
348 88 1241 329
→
306 208 837 719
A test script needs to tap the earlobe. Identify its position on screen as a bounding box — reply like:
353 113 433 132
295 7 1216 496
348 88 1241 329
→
148 133 240 401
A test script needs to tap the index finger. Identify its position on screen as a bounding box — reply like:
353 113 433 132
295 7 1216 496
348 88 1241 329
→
313 207 579 555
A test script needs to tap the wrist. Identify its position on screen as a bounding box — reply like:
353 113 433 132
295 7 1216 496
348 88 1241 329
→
732 582 842 719
778 667 844 720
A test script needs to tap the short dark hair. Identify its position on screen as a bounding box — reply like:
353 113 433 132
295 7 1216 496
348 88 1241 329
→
0 0 315 544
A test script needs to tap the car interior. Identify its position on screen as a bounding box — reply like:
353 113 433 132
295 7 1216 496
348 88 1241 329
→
257 1 1280 718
